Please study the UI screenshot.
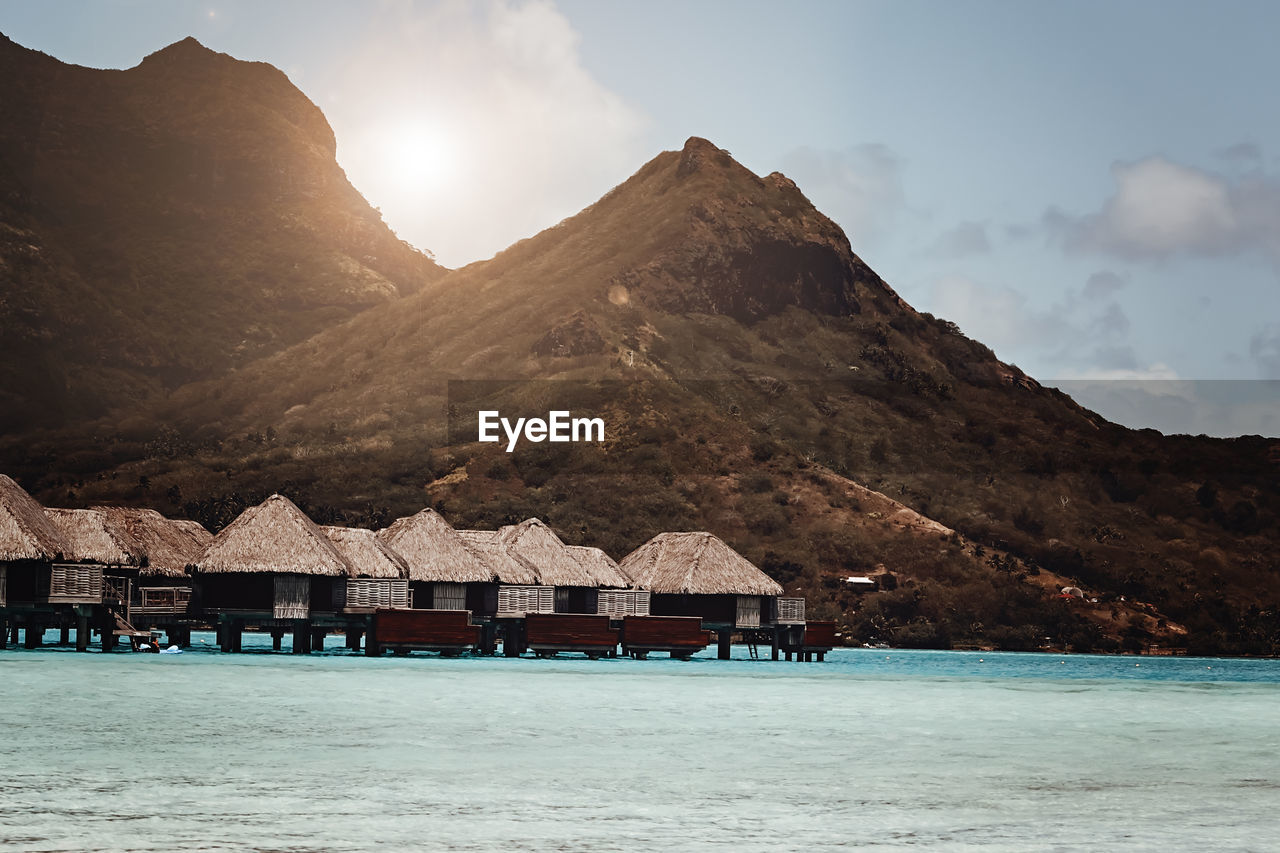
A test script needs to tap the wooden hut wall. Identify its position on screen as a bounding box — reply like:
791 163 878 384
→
273 574 311 619
466 582 498 617
340 578 409 612
735 595 762 628
554 586 599 615
774 597 805 624
433 582 467 610
195 572 274 612
649 593 737 624
597 589 651 618
134 585 193 615
40 563 103 604
497 585 555 616
2 561 39 605
407 580 458 609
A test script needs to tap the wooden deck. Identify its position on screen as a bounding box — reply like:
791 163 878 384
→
775 620 837 661
524 613 618 658
621 615 712 659
370 608 480 656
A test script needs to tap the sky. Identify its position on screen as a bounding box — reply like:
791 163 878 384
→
2 0 1278 436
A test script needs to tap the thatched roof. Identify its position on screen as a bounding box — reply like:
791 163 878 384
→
456 529 539 585
619 532 783 596
376 508 490 583
192 494 351 576
322 526 408 579
91 507 210 577
46 508 143 566
497 518 598 588
565 545 630 589
0 474 68 562
170 519 214 547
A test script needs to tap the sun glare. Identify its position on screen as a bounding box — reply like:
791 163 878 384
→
376 120 458 195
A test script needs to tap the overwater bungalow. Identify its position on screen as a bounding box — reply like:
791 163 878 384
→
620 531 803 658
376 508 492 611
0 474 72 648
499 518 630 614
190 494 351 652
489 520 632 657
454 529 545 617
45 508 138 604
321 526 410 612
568 545 650 617
91 507 210 636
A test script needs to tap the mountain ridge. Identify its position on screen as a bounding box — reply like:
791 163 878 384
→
2 40 1277 654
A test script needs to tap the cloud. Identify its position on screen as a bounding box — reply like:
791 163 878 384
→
1049 379 1280 438
779 144 905 250
926 221 990 258
1082 270 1126 300
1217 142 1262 171
1045 154 1280 262
1087 346 1140 372
1249 324 1280 379
322 0 649 267
1090 301 1129 339
928 274 1140 379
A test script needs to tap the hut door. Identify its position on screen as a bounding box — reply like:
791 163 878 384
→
735 596 761 628
274 575 311 619
433 582 466 610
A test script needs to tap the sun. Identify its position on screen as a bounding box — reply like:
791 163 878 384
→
374 119 458 195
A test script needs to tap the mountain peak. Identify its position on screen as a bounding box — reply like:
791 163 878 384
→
676 136 736 178
140 36 220 65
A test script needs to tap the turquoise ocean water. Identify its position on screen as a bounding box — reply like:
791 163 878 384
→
1 633 1277 852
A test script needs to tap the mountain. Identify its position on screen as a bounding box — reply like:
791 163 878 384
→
2 38 1276 654
0 34 444 431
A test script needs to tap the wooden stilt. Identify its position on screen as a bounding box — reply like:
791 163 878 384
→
817 651 826 662
25 622 43 648
231 621 243 653
771 627 780 661
311 629 326 652
9 624 18 644
271 630 283 651
76 610 90 652
345 628 361 651
503 621 522 657
0 618 6 650
59 624 70 645
292 620 309 654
